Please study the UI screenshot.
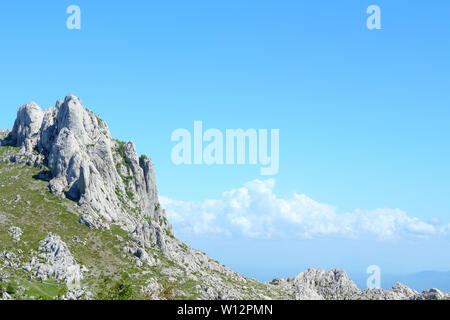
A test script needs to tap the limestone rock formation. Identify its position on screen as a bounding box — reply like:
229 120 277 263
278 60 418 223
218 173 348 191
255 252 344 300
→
270 268 359 300
9 102 44 153
32 233 86 284
4 95 172 239
8 226 23 243
270 268 450 300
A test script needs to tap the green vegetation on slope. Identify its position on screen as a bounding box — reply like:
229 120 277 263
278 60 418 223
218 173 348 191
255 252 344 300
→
0 147 203 300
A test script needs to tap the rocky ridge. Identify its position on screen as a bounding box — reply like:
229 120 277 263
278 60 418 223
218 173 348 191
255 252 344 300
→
0 95 448 300
269 268 449 300
3 95 171 243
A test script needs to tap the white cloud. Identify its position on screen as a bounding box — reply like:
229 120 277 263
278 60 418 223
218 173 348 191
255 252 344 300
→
160 179 450 241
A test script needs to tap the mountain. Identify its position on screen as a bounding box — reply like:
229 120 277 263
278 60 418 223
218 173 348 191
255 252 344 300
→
0 95 448 300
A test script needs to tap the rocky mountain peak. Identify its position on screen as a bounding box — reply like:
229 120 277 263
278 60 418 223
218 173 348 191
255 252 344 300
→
1 95 448 301
9 102 44 153
3 95 172 237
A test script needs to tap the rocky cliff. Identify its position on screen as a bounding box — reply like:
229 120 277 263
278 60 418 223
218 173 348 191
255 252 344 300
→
4 95 171 241
0 95 448 300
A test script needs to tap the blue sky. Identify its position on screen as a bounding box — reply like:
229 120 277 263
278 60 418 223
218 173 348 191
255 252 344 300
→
1 1 449 288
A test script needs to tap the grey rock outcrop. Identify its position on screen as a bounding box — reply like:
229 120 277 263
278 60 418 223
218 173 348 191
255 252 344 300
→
270 268 359 300
62 287 93 300
414 288 447 300
269 268 450 300
1 292 12 300
8 102 44 153
128 220 168 254
388 283 419 298
4 95 172 237
8 226 23 243
32 233 85 284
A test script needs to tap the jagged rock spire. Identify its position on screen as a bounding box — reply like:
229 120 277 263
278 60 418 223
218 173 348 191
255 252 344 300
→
6 94 172 235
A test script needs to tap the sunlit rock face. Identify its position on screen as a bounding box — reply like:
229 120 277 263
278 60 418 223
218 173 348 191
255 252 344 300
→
6 94 171 237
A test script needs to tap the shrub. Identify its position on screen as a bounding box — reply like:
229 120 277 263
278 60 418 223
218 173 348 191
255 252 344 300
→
96 273 135 300
6 282 18 295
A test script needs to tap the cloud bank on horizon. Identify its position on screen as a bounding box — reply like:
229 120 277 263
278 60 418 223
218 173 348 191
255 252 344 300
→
160 179 450 241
